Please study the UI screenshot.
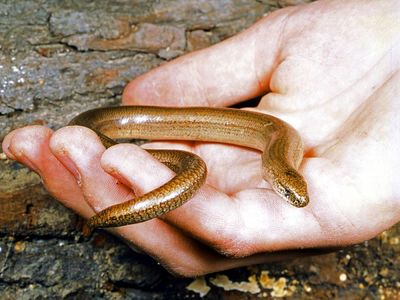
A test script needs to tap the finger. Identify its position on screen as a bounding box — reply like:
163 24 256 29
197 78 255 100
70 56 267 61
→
49 126 134 212
4 126 93 218
101 143 278 257
100 143 315 275
99 143 234 273
144 141 268 193
122 9 291 107
2 131 17 160
47 128 235 274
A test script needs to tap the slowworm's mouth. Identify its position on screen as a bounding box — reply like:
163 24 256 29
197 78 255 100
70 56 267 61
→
275 183 309 208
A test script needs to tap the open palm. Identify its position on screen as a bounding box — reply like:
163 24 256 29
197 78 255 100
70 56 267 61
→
3 0 400 276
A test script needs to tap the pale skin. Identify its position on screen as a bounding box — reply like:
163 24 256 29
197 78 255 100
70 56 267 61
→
2 0 400 276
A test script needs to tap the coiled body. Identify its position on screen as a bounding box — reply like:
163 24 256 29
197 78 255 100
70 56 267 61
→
69 106 309 228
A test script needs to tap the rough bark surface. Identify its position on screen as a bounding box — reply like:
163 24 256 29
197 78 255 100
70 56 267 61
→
0 0 399 299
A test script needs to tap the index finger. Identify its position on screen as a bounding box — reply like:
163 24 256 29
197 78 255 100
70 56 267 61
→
122 9 291 107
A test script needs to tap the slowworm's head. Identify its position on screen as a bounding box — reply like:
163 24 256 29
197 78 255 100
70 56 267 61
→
274 169 309 208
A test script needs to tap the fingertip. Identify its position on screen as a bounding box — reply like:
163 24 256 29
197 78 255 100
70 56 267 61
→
101 143 151 166
6 126 53 159
49 126 108 181
49 126 103 154
2 130 17 160
122 77 145 105
100 144 149 188
122 63 199 106
101 143 175 194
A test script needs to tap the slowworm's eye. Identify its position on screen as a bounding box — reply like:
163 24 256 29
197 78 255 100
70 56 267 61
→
283 186 293 199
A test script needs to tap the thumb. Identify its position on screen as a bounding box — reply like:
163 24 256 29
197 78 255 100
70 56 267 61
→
122 8 293 107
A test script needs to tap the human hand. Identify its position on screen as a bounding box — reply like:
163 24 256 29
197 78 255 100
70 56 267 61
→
3 0 400 276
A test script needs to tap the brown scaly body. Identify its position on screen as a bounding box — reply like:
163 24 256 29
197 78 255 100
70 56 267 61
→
69 106 309 228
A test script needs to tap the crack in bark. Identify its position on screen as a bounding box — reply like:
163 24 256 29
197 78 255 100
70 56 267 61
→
0 240 13 278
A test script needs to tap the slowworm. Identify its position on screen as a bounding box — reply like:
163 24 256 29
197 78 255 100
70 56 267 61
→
69 106 309 228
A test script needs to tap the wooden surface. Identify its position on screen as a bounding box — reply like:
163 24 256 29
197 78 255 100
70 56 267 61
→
1 0 399 299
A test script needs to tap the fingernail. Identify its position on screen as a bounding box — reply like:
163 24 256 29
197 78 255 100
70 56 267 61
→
20 154 40 173
2 136 17 160
106 168 132 189
56 152 82 185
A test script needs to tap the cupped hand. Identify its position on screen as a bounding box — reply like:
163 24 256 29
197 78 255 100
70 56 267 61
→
3 0 400 276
